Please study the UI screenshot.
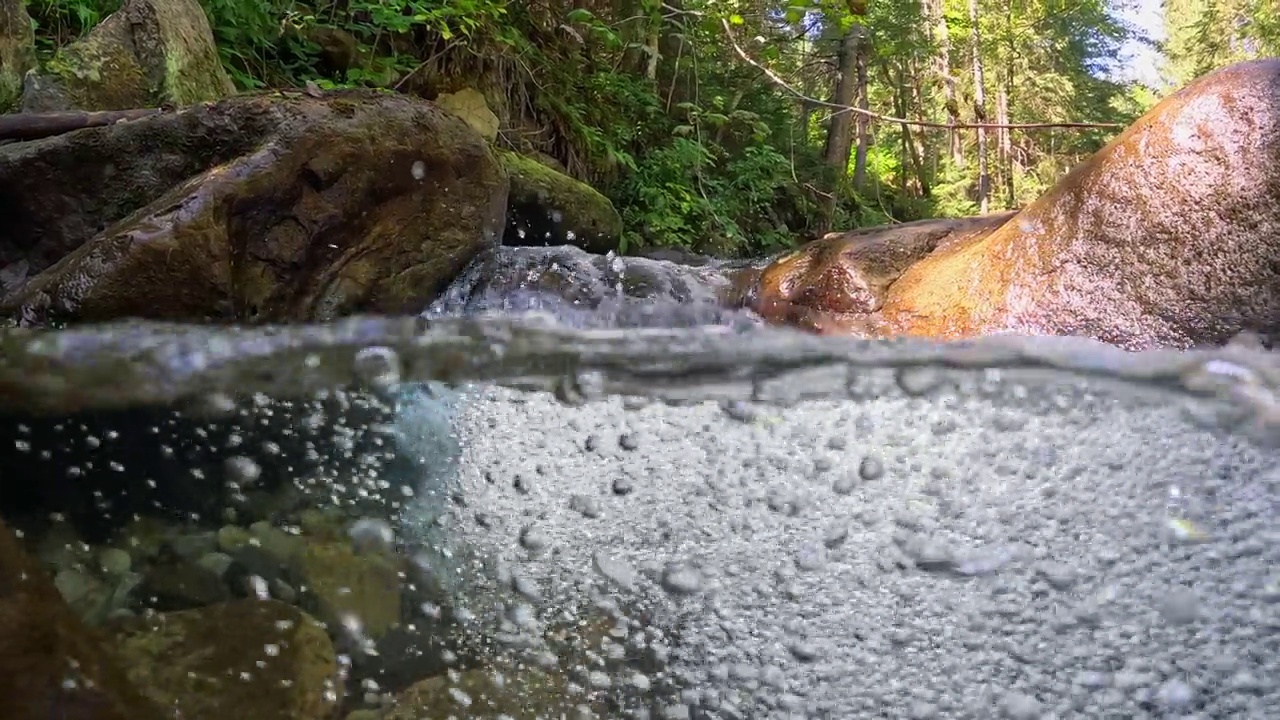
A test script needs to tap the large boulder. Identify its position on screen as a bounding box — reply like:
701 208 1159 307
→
19 0 234 112
0 0 34 112
746 59 1280 351
0 89 509 326
498 149 624 254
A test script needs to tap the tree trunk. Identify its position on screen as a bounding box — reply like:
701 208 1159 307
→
925 0 963 166
968 0 990 214
819 0 868 233
851 23 870 189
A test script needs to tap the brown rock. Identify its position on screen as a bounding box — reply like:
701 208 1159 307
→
739 213 1014 331
116 598 339 720
291 540 403 640
0 519 164 720
1 89 508 326
748 59 1280 350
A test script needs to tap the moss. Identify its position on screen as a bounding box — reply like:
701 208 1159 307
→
0 0 35 112
497 148 623 254
43 14 151 110
26 0 232 112
153 0 235 104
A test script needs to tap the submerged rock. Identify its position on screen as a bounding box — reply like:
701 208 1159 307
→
19 0 233 112
499 149 624 254
748 59 1280 351
115 599 339 720
1 89 508 325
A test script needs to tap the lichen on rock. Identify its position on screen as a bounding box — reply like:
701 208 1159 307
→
0 0 34 112
20 0 235 112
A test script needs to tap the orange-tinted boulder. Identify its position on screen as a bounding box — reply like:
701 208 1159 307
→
747 59 1280 350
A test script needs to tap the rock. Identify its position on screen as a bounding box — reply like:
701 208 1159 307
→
747 59 1280 351
138 558 230 610
435 87 499 142
291 540 403 640
19 0 233 112
1 89 508 326
739 213 1012 324
382 666 583 719
499 148 624 254
116 599 339 720
0 519 165 720
0 0 34 111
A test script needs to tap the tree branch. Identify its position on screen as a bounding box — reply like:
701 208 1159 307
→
0 108 164 143
720 19 1127 132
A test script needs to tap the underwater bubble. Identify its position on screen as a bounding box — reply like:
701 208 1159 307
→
348 518 395 554
352 346 402 394
224 456 262 487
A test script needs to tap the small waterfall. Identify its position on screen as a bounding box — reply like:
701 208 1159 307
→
426 244 765 331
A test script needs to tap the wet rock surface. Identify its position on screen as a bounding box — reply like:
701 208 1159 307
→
1 89 508 326
747 59 1280 350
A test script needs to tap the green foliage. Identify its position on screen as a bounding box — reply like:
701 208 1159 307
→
25 0 1176 259
26 0 119 57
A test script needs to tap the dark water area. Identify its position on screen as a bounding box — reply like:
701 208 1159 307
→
1 245 1279 718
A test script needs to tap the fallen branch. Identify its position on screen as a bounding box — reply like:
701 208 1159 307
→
721 19 1127 132
0 108 164 143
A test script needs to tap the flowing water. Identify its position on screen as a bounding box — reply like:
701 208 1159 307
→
2 249 1280 718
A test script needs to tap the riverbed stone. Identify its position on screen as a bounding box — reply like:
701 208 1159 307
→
116 599 339 720
382 667 583 719
19 0 234 112
292 540 403 639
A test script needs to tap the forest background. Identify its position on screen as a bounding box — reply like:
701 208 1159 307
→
21 0 1280 257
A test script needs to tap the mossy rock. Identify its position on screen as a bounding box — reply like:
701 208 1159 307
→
115 599 338 720
20 0 234 112
1 89 508 325
498 148 623 255
0 0 34 112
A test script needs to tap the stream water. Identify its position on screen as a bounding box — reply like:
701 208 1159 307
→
2 247 1280 718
